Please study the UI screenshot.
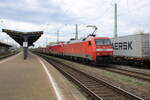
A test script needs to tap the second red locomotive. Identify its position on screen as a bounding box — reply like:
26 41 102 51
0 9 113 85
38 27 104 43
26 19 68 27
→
47 35 113 63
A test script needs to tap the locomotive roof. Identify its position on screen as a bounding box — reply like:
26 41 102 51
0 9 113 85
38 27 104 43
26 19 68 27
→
49 37 111 46
66 36 110 44
68 38 84 44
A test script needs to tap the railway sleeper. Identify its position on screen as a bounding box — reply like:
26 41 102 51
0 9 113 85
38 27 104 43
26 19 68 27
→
81 81 99 85
86 84 104 87
98 94 117 97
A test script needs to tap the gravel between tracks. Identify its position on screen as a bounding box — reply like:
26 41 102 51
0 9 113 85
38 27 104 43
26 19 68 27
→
46 55 150 100
112 65 150 76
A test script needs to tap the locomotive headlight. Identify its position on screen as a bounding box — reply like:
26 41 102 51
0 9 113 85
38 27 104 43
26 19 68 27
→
96 48 113 51
106 49 113 51
96 49 103 51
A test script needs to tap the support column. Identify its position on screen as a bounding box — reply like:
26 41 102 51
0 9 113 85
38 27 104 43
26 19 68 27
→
114 3 118 38
75 24 78 40
23 36 28 60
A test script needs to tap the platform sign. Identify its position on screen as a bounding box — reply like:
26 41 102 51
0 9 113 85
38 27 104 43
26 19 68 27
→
23 42 28 47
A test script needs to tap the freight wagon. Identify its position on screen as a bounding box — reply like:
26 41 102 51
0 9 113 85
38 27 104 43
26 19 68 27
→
111 34 150 65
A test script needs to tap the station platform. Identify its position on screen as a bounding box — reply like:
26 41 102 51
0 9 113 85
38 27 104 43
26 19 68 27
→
0 52 86 100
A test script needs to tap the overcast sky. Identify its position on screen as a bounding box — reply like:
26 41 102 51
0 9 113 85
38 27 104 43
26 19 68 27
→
0 0 150 47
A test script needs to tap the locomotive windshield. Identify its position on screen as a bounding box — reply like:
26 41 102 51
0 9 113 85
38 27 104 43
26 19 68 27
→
95 39 111 45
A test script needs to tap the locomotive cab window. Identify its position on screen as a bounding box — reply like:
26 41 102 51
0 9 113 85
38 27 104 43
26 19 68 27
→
88 41 92 46
95 39 111 45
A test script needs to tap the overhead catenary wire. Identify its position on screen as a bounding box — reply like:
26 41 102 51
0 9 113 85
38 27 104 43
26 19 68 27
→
56 0 123 38
126 0 130 13
118 1 150 16
93 0 122 26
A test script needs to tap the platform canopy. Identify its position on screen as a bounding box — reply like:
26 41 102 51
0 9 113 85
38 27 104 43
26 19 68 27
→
0 42 12 48
2 29 43 46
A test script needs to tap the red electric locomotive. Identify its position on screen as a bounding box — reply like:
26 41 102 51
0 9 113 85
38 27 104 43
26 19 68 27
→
62 35 113 63
47 26 113 63
48 35 113 63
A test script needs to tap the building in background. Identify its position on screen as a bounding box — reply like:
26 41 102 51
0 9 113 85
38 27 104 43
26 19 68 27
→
0 42 12 54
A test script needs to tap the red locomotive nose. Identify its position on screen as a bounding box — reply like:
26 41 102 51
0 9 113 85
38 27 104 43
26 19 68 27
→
96 46 113 56
102 46 106 49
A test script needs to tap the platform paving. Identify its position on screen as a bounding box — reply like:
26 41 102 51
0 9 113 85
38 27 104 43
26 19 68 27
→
0 52 56 100
0 52 87 100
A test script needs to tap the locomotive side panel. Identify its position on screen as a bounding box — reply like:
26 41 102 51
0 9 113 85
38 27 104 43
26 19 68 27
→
50 44 63 55
63 41 94 60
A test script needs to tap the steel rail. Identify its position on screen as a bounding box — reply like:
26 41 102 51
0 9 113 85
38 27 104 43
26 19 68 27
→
112 67 150 77
102 67 150 82
38 54 144 100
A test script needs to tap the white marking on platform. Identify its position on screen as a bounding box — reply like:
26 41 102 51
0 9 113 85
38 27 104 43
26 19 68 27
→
0 53 21 64
38 57 63 100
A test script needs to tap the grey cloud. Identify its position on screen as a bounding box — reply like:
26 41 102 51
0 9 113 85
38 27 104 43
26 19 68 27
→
0 0 78 24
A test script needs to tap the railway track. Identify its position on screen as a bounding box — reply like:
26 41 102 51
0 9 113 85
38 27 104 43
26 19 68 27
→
35 52 150 83
39 54 144 100
0 51 19 60
102 67 150 82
